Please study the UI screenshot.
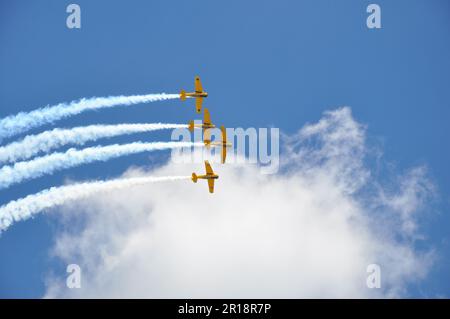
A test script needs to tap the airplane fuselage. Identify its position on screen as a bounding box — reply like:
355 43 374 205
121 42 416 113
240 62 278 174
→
197 174 219 180
186 91 208 98
209 141 232 147
201 123 215 129
189 123 215 131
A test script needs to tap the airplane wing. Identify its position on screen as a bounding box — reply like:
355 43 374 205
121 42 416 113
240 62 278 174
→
205 160 214 175
195 76 203 92
204 108 211 125
204 128 211 143
195 97 203 113
221 145 227 164
208 179 214 193
220 125 227 142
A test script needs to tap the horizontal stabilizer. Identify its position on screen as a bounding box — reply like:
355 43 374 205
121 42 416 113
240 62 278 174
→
188 120 194 132
180 89 187 101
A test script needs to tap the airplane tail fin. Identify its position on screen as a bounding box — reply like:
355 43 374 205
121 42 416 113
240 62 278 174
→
180 89 187 101
191 173 198 183
188 120 194 132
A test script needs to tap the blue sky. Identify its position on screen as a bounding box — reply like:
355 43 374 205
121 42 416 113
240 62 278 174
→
0 0 449 298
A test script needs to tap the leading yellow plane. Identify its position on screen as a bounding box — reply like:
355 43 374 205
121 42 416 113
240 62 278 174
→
192 160 218 193
180 76 208 113
204 125 232 164
188 108 215 132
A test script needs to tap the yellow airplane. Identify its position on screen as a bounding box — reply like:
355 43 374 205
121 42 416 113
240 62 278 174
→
188 108 215 132
192 160 219 193
204 125 232 164
180 76 208 113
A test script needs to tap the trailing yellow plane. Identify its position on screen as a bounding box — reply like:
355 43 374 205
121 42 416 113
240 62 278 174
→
192 160 218 193
204 125 232 164
180 76 208 113
188 108 215 132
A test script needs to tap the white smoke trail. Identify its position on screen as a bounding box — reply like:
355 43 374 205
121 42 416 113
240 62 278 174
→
0 93 180 141
0 123 188 164
0 141 201 189
0 175 190 233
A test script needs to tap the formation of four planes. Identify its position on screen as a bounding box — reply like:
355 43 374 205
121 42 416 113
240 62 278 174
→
180 76 231 193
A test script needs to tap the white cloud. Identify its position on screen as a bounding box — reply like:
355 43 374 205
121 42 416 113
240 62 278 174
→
44 107 434 298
